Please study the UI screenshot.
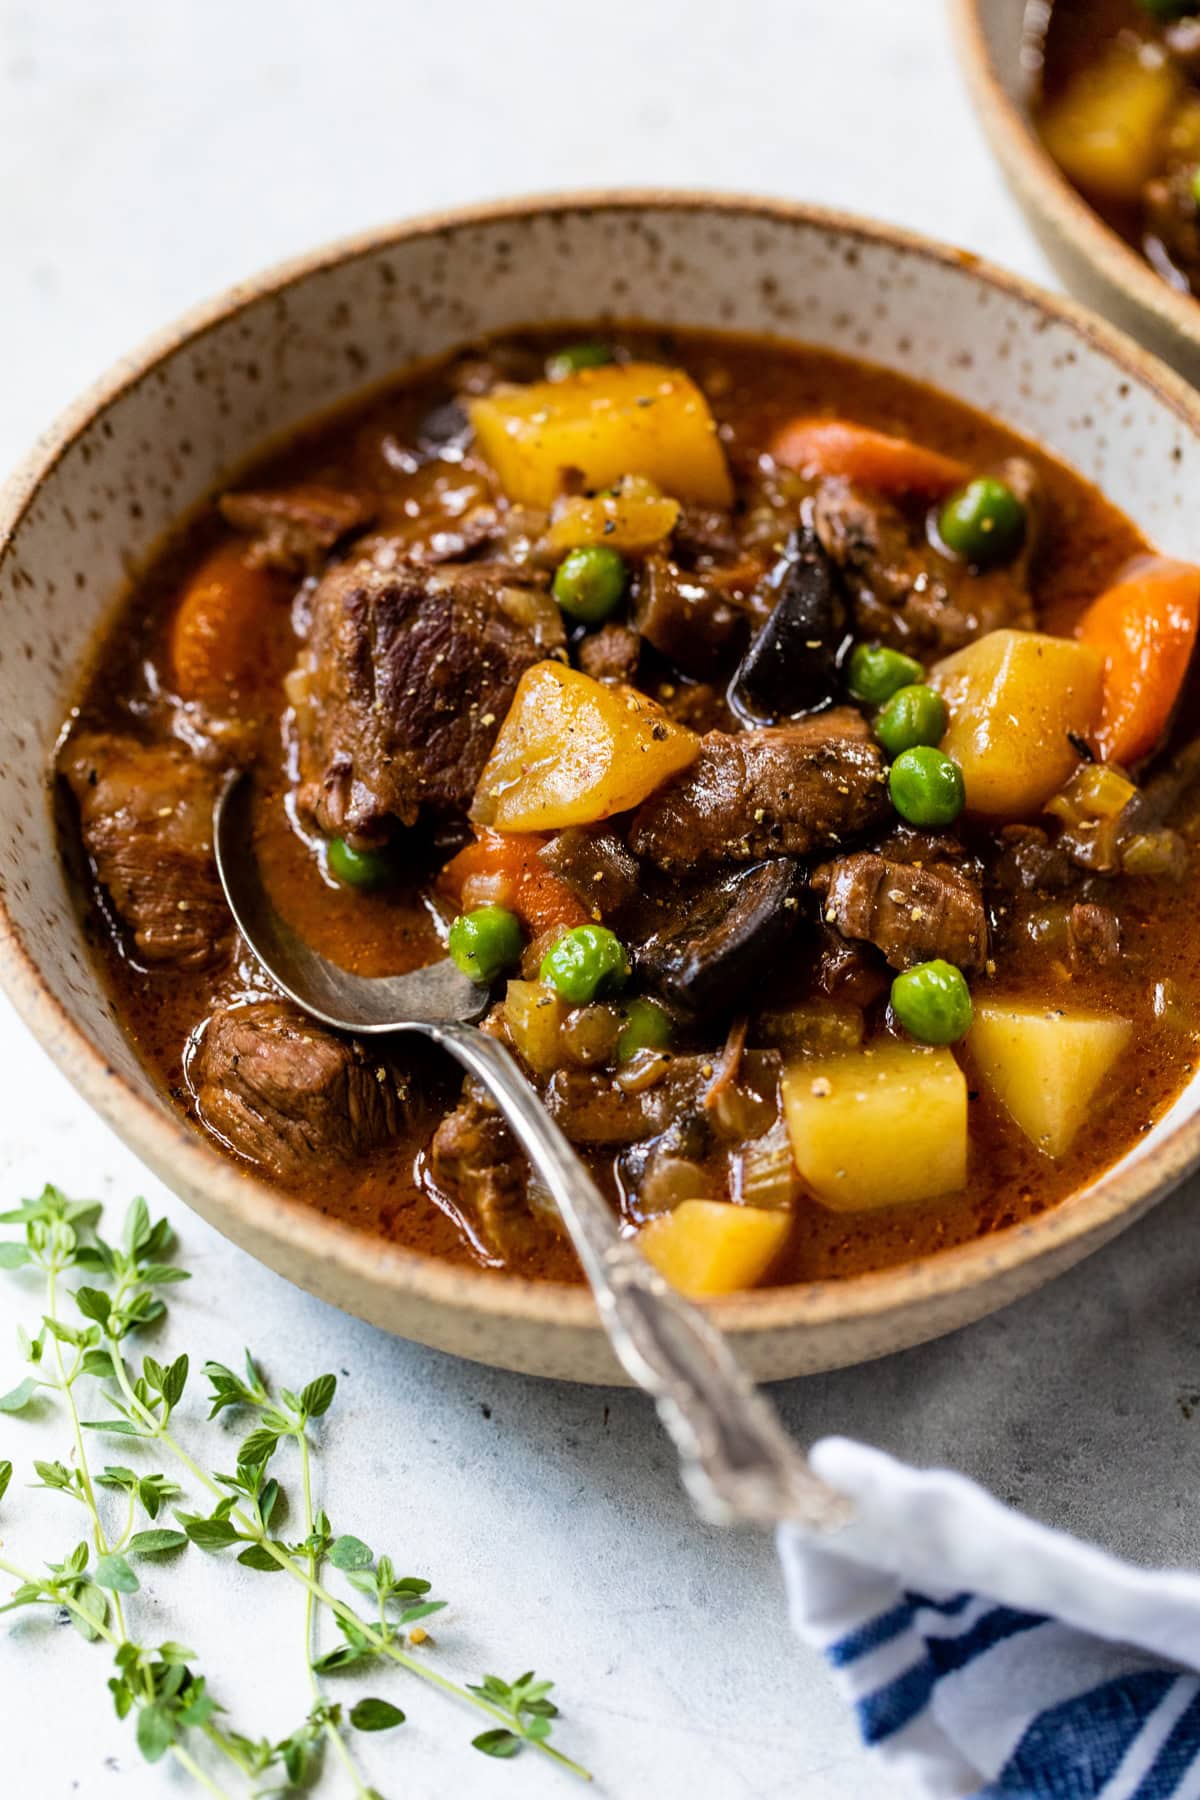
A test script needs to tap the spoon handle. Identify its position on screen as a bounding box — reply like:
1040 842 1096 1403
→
431 1023 852 1533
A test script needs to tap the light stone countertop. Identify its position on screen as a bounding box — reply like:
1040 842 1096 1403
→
3 2 1200 1795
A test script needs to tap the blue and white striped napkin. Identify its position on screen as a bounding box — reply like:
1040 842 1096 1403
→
780 1438 1200 1799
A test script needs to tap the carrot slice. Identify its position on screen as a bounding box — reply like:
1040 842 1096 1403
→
170 541 283 703
439 832 589 935
1076 556 1200 764
769 418 968 496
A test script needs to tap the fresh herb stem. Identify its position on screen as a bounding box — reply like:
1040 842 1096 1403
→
43 1259 128 1646
298 1429 373 1800
107 1349 590 1780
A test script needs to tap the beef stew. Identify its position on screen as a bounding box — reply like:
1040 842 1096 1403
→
56 326 1200 1297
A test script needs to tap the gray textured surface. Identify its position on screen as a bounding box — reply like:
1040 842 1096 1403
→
3 1 1200 1794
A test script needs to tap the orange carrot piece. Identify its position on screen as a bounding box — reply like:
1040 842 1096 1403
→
769 418 969 496
439 832 589 934
170 541 282 703
1076 556 1200 764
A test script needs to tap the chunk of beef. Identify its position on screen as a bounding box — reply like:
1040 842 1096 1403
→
633 555 749 678
60 732 229 970
990 824 1073 895
812 852 988 973
429 1086 540 1256
1067 902 1121 970
635 860 806 1016
671 504 741 566
192 1000 405 1181
291 557 543 841
813 456 1041 655
629 710 888 870
538 828 640 914
812 927 890 1009
219 484 374 576
546 1053 779 1146
577 621 641 683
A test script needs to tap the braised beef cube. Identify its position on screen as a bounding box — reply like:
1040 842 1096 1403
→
813 456 1041 655
192 1001 406 1181
813 852 988 973
991 824 1072 894
577 621 641 684
671 503 741 566
291 557 542 841
636 859 807 1016
633 554 748 678
429 1086 549 1257
539 828 640 914
219 483 374 575
629 710 888 871
729 529 848 723
1067 902 1121 970
812 927 890 1010
60 732 229 970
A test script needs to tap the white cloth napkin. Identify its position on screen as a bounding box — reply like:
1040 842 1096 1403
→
779 1438 1200 1799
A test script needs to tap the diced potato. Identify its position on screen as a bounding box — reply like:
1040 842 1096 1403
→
469 362 734 508
931 629 1104 818
636 1200 791 1297
1040 39 1180 202
781 1041 967 1212
544 488 681 555
967 1002 1132 1158
504 979 567 1076
471 662 699 832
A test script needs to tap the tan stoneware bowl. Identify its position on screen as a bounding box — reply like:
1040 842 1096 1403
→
952 0 1200 385
5 192 1200 1384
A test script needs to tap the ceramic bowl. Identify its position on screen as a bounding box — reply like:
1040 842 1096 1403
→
5 192 1200 1385
952 0 1200 385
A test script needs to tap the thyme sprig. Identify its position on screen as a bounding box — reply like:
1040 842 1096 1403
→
0 1185 591 1792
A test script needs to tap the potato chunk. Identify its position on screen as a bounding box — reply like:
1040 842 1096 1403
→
471 662 699 832
968 1003 1132 1158
636 1200 791 1297
931 629 1103 818
781 1041 967 1211
1040 40 1180 203
469 363 734 508
544 487 681 555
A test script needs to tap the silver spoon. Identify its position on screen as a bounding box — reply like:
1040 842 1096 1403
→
214 770 850 1534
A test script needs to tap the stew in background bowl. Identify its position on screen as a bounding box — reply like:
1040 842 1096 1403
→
5 195 1200 1380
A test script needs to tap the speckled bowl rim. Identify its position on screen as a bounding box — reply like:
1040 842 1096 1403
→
5 188 1200 1351
950 0 1200 363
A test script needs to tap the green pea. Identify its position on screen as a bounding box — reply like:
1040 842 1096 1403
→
938 476 1026 567
875 684 948 758
846 643 923 705
546 343 614 380
889 745 965 827
616 997 673 1064
540 925 630 1005
891 959 974 1046
552 544 628 625
327 837 396 890
447 907 524 984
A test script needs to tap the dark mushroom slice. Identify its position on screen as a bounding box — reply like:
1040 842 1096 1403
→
728 529 849 723
635 858 807 1017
